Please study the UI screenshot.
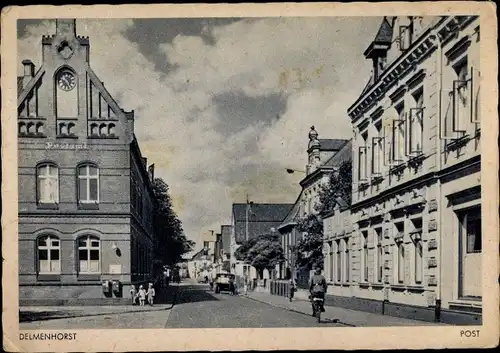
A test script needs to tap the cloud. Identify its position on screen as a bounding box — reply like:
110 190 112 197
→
18 17 381 252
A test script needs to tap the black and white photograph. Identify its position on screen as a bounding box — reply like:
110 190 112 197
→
2 2 498 351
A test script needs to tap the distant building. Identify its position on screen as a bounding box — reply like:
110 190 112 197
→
229 203 293 279
220 225 232 272
341 16 481 324
18 20 158 304
277 127 351 285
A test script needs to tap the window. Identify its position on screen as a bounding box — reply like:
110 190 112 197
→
90 123 98 136
328 241 334 282
415 239 423 284
37 164 59 204
376 228 383 282
37 235 60 274
409 90 424 155
359 133 368 181
78 164 99 203
452 60 470 133
472 68 481 124
344 239 350 282
362 231 368 282
372 123 384 175
392 104 406 162
398 24 412 51
462 208 481 253
336 240 341 282
410 218 423 284
395 222 405 284
78 236 100 273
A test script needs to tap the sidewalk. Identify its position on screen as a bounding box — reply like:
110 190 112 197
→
20 285 179 323
245 291 447 327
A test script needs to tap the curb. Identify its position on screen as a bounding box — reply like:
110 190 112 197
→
243 295 356 327
20 287 180 323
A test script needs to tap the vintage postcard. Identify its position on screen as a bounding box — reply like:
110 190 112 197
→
2 2 498 351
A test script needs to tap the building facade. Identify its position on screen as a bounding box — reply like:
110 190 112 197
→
220 225 232 272
338 16 481 322
229 202 293 279
278 127 350 284
18 20 158 304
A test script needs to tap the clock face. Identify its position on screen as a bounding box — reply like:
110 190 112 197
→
57 70 76 91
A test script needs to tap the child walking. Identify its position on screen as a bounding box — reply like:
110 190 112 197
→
138 285 147 306
147 283 155 306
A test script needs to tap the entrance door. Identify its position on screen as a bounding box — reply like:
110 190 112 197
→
460 207 482 298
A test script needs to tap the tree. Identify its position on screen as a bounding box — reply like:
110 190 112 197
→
234 233 284 275
292 214 324 272
153 178 195 266
316 159 352 216
234 237 258 262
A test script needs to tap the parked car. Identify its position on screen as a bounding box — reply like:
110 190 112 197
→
214 273 236 294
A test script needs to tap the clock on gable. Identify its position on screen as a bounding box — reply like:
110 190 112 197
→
56 70 76 91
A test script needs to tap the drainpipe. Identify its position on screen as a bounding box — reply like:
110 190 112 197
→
432 27 443 323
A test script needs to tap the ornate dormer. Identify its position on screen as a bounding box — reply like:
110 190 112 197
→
307 126 321 174
364 17 393 82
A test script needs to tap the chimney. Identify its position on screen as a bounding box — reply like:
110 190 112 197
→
23 60 35 77
22 60 35 87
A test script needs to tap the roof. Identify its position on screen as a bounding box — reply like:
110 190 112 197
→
363 17 394 58
323 139 352 167
373 17 393 44
232 203 294 222
278 191 303 230
318 139 349 152
190 248 208 261
232 203 294 244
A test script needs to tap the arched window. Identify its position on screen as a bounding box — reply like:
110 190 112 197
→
19 122 26 135
27 122 35 134
108 123 116 136
77 235 100 273
77 164 99 203
37 163 59 204
99 123 107 136
37 235 60 274
67 122 75 135
36 122 44 135
90 123 98 136
59 123 67 135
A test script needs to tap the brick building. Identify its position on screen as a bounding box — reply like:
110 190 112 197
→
326 16 481 323
229 202 293 279
18 19 158 305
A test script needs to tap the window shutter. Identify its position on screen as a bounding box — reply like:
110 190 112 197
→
471 66 481 124
384 123 392 165
399 26 411 51
404 112 410 156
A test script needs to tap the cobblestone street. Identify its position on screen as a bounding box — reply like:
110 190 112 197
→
20 281 345 329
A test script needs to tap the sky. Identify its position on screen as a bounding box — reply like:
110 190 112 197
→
18 17 382 252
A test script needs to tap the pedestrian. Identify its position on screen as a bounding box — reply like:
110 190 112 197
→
138 285 147 306
147 283 155 306
243 276 248 296
288 277 296 302
130 285 137 305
